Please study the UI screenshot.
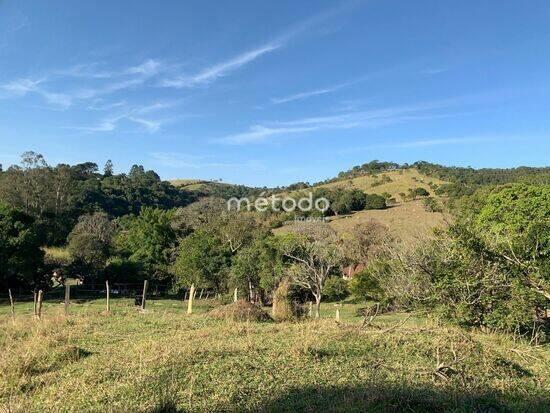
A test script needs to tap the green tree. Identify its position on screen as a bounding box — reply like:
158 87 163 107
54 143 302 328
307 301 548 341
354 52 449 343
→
172 229 231 293
476 184 550 301
0 204 46 290
67 212 115 280
115 208 177 279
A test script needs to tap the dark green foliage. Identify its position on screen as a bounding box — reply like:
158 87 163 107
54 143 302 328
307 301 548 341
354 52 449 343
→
172 229 231 292
0 153 192 245
115 208 177 280
422 197 442 212
104 257 144 283
330 189 367 215
323 276 350 301
364 194 387 210
414 161 550 186
349 266 385 302
0 203 46 290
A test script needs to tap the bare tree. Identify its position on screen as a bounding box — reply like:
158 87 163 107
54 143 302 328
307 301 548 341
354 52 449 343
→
280 222 344 318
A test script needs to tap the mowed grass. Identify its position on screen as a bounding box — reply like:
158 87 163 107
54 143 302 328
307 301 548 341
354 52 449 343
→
1 298 549 412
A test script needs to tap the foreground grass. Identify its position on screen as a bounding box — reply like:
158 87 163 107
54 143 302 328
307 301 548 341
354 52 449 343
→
1 298 549 412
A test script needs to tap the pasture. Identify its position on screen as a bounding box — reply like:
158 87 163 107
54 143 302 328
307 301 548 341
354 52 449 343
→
1 297 548 412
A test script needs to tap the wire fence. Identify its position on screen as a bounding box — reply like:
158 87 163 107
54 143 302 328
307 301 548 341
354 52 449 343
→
0 283 215 304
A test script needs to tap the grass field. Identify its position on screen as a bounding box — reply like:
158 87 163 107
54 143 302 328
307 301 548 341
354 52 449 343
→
1 297 548 412
327 200 449 242
316 168 448 202
274 169 451 242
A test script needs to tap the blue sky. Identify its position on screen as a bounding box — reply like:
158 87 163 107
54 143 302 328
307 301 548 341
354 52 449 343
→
1 0 549 186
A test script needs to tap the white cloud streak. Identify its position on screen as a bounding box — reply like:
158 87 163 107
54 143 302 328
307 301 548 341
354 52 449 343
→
338 136 505 153
160 43 281 88
271 85 345 104
216 96 488 145
160 3 354 89
65 100 178 133
1 59 167 108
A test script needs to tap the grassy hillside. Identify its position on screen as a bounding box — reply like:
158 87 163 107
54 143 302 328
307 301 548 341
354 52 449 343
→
327 200 447 243
170 179 225 192
1 298 548 412
277 168 450 241
317 168 447 202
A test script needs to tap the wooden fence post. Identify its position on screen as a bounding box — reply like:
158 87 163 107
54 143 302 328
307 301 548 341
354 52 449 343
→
335 308 340 322
187 284 195 314
106 280 111 314
8 288 15 323
141 280 148 311
64 284 70 315
233 287 238 302
308 301 313 318
37 290 43 319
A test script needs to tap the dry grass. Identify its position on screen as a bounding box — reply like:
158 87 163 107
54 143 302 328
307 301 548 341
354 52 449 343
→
327 200 449 243
209 299 272 322
0 298 548 412
317 168 448 201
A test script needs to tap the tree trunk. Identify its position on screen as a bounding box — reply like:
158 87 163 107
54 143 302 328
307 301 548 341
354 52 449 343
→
315 295 321 319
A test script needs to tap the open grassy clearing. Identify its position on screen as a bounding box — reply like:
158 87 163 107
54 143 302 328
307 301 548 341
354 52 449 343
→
1 298 548 412
316 168 448 202
327 200 449 242
274 200 449 242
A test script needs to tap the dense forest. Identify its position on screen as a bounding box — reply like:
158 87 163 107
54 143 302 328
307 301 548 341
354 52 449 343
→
0 152 548 338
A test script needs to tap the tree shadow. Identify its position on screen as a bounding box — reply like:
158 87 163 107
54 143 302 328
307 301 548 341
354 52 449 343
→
255 383 549 413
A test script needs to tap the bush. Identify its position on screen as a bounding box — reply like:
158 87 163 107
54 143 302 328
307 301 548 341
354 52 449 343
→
323 277 350 301
422 197 442 212
349 267 385 301
364 194 387 210
414 187 430 197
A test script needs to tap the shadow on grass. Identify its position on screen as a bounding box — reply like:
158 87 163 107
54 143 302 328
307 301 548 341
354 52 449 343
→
254 384 549 413
150 383 549 413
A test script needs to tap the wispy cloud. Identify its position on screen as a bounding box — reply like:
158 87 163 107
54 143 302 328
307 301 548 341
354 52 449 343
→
419 68 448 75
160 43 281 88
1 59 167 108
216 96 489 145
65 100 179 133
160 3 355 89
271 84 346 104
338 136 508 153
1 77 73 108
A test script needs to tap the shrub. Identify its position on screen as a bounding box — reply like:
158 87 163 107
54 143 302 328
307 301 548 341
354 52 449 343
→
349 267 385 302
414 187 430 197
422 197 442 212
323 277 350 301
364 194 387 210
